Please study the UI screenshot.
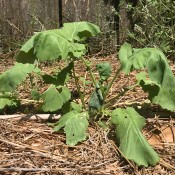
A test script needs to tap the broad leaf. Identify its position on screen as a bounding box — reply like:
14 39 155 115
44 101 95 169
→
56 62 73 85
42 74 57 84
136 72 160 101
16 48 36 64
119 43 171 76
0 92 19 109
0 98 18 110
96 62 112 82
42 85 71 112
61 102 83 114
119 43 175 111
16 22 100 62
54 111 89 146
136 72 175 111
111 107 160 167
0 63 35 92
70 102 82 113
0 98 12 109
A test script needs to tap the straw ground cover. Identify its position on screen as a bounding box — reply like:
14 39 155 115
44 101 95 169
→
0 52 174 174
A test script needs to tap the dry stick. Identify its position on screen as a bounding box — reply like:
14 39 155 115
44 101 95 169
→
0 114 61 120
5 19 22 33
0 168 49 172
0 167 77 172
159 159 175 171
113 97 149 108
147 119 175 123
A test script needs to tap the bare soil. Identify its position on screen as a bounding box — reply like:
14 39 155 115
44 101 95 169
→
0 51 174 175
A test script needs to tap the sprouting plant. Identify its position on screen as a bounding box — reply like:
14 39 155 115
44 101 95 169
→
1 21 175 167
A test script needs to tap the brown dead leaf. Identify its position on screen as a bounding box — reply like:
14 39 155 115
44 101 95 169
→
145 126 175 147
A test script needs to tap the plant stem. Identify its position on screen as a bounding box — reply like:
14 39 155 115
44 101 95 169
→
81 57 103 109
29 74 34 89
72 61 86 110
81 57 99 89
103 66 122 104
104 83 139 108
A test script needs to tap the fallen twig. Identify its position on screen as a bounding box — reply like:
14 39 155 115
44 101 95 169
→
0 167 49 172
0 114 61 120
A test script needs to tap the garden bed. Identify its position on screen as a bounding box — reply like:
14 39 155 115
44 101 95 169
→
0 52 174 174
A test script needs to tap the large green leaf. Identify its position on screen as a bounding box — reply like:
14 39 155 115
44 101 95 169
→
111 107 160 167
0 63 35 92
54 111 89 146
42 85 71 112
16 22 100 62
119 43 175 111
119 43 170 76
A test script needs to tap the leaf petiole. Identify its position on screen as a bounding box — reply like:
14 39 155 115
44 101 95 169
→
72 61 86 110
104 83 139 108
102 66 122 106
81 57 99 89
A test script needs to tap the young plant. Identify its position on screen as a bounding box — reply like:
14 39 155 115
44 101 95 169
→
0 22 100 112
0 21 100 145
1 22 175 168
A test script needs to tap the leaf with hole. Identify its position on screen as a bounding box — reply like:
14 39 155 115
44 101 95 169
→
111 107 160 167
54 111 89 146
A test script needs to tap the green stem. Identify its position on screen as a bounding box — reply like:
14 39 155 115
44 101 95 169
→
81 57 103 109
103 66 122 104
72 62 86 110
29 74 34 89
81 57 99 88
104 83 139 108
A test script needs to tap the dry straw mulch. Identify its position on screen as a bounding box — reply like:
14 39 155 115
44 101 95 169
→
0 116 174 175
0 53 174 174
